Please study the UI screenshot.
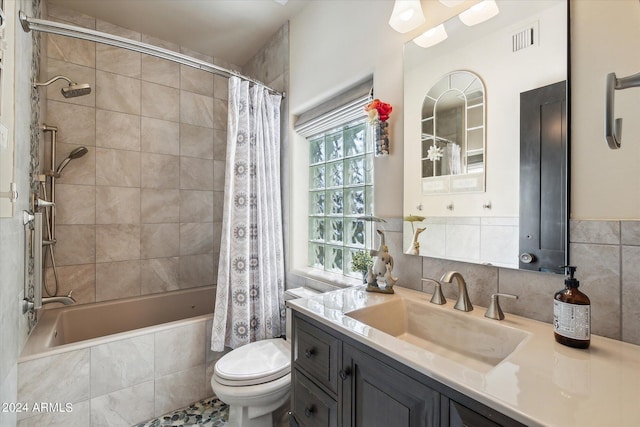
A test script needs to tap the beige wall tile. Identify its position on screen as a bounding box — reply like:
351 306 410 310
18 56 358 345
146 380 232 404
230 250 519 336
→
622 246 640 345
96 260 141 301
180 46 212 63
422 258 498 308
141 224 180 259
96 20 141 40
17 400 90 426
213 98 227 131
95 148 141 187
96 110 140 151
213 75 228 101
90 381 154 427
141 82 180 122
54 225 96 266
47 33 95 70
180 190 214 223
48 4 96 28
141 258 180 294
18 350 90 414
180 123 214 159
181 65 214 97
141 117 179 155
90 335 153 397
498 268 564 323
180 91 213 128
213 191 224 222
46 100 96 147
154 322 206 377
96 71 141 115
96 224 141 263
141 153 179 189
55 184 95 224
95 187 140 224
213 160 225 192
570 220 620 244
141 56 180 88
154 365 206 417
621 221 640 246
55 143 96 186
179 254 215 288
45 59 96 108
141 189 180 223
180 223 214 256
213 129 227 161
180 157 213 190
96 38 141 78
570 242 621 339
44 264 96 305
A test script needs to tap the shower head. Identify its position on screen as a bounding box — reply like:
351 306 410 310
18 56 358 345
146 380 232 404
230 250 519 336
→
34 75 92 98
55 146 88 177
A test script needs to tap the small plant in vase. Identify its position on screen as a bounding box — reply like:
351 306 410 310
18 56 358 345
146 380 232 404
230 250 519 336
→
351 250 373 284
364 99 393 156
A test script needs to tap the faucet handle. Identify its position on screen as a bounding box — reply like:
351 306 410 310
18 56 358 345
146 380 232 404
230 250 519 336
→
485 293 518 320
421 278 446 305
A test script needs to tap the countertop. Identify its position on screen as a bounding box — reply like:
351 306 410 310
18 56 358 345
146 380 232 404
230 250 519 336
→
287 285 640 427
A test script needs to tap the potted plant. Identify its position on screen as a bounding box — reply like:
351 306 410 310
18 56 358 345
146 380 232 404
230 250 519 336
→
351 250 373 283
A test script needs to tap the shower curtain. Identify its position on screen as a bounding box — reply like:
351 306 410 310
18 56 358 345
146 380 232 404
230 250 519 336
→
211 77 285 351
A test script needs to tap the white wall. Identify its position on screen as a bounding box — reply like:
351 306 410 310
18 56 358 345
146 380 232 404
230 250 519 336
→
571 0 640 219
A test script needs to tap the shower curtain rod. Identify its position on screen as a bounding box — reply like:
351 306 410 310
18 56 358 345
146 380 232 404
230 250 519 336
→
18 11 285 97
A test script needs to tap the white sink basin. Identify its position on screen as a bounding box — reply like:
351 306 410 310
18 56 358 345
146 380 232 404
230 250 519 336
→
345 297 529 370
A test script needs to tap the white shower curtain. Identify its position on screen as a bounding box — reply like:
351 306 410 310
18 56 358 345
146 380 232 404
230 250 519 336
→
211 77 285 351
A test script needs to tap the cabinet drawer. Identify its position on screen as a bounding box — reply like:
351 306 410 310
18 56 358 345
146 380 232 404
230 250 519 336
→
294 318 339 393
292 368 338 427
449 400 502 427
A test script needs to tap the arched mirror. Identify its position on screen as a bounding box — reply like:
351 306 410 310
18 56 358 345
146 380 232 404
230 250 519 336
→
421 71 485 194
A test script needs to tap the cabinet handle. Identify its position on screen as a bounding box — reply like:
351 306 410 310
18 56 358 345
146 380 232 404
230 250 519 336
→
304 405 315 418
304 348 315 358
339 367 351 380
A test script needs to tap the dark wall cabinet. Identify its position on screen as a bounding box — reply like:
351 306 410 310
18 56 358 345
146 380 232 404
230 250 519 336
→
290 312 526 427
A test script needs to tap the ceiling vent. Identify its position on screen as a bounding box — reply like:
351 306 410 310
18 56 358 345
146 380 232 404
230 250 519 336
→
512 22 539 52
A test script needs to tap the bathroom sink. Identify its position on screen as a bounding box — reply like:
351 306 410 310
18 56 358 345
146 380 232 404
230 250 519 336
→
345 297 529 369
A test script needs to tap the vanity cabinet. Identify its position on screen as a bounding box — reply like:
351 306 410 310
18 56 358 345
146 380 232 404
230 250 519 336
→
290 311 526 427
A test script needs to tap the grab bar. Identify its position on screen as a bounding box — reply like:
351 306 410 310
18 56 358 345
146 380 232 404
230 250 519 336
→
22 211 43 313
605 71 640 149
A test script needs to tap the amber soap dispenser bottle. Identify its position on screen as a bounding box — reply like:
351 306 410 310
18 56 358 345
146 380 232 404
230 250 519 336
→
553 266 590 349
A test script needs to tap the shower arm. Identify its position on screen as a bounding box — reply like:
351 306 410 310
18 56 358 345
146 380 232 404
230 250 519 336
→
18 11 285 98
605 71 640 149
33 75 74 88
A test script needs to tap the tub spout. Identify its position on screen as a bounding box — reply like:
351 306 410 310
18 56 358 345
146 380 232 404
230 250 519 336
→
42 291 76 306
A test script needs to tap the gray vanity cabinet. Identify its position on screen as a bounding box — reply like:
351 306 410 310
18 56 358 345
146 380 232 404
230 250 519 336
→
290 311 526 427
341 343 440 427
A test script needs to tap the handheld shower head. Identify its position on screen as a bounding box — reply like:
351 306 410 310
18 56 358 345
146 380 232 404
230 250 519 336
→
55 146 88 177
34 75 92 98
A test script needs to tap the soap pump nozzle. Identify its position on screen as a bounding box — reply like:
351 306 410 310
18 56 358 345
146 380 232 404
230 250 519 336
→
561 265 579 287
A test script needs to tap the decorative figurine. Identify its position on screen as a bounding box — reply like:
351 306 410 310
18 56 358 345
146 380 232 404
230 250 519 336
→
366 230 396 294
408 226 426 255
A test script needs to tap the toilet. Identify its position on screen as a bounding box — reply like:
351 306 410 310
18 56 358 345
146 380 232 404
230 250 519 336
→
211 287 320 427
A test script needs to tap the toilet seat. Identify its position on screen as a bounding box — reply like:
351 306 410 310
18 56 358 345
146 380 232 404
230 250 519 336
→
214 338 290 386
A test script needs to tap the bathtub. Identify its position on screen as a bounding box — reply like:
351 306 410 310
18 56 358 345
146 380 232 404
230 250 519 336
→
17 286 219 424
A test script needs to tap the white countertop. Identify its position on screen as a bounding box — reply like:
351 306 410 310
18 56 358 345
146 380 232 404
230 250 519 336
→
287 285 640 427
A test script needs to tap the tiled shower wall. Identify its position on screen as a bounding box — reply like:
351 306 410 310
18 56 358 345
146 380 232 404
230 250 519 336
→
42 4 237 304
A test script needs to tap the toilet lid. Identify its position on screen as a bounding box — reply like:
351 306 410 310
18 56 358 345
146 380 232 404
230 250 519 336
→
214 338 290 386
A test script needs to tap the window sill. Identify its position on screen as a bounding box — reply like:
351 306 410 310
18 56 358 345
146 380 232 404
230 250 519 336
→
289 266 362 293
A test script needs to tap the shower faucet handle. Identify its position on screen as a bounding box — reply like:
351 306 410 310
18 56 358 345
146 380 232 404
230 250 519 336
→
34 197 55 209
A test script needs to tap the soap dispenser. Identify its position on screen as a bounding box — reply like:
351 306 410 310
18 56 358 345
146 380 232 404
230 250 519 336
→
553 266 590 349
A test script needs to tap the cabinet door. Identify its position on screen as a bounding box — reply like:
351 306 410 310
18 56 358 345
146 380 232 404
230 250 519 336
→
292 368 338 427
342 344 440 427
449 400 501 427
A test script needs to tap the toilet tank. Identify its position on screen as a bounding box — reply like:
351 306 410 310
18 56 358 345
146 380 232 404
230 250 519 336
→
284 287 320 339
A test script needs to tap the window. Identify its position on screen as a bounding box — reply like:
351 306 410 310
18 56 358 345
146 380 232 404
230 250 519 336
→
295 79 375 278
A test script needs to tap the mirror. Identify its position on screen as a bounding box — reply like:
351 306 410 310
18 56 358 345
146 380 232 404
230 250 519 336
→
403 0 567 270
421 70 485 194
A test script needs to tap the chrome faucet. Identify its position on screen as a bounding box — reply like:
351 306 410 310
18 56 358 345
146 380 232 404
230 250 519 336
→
440 271 473 312
42 291 76 306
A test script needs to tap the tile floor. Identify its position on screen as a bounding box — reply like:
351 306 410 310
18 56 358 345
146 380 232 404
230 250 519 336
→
134 397 229 427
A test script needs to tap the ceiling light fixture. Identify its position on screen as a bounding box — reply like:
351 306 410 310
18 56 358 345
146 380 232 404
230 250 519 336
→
388 0 426 33
458 0 500 26
413 24 448 48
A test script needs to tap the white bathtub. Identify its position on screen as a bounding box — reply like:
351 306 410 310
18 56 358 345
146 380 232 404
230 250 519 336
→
17 286 218 424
